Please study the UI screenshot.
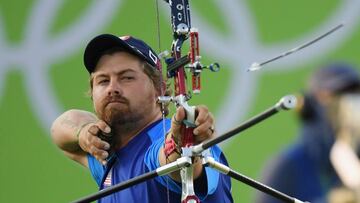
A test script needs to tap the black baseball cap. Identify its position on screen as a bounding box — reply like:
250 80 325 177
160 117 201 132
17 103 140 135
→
84 34 160 73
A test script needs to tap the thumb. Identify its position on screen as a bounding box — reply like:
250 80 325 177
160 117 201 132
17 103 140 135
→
171 106 185 131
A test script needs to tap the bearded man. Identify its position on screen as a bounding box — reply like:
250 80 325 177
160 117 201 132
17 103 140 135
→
51 34 233 202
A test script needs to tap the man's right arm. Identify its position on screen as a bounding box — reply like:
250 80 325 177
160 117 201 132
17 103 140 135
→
51 109 110 167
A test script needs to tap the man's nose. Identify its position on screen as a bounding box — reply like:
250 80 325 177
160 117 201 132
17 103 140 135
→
107 80 122 96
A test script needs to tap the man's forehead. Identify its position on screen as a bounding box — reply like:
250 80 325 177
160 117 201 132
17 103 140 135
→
94 51 142 68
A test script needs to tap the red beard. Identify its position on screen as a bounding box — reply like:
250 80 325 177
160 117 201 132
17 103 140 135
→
97 95 141 126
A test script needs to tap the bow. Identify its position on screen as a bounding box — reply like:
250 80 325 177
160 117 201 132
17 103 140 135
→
158 0 220 202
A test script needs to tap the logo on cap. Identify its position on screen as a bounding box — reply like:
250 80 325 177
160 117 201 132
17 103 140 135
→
148 50 158 65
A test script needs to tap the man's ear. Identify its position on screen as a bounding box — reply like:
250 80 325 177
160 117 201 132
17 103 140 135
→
155 80 167 97
161 80 167 94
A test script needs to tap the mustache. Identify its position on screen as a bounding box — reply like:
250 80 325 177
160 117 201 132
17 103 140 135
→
103 95 129 106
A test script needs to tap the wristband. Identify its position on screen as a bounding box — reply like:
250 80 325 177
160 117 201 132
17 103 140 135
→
164 133 181 157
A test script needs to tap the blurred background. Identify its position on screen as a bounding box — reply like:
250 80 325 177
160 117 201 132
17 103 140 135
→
1 0 360 202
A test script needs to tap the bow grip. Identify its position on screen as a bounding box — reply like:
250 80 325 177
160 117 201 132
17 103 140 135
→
180 101 196 147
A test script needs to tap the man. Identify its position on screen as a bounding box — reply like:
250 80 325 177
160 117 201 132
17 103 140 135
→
51 34 233 202
255 62 360 203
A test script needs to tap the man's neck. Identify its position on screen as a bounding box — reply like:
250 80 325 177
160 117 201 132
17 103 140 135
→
112 112 162 149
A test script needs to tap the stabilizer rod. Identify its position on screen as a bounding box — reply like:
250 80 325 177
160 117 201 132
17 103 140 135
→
193 95 297 154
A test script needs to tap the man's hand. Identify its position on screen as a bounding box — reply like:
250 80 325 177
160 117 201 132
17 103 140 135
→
159 105 215 181
171 105 215 145
78 120 112 165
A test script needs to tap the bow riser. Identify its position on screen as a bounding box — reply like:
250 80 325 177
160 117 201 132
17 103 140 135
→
165 1 200 202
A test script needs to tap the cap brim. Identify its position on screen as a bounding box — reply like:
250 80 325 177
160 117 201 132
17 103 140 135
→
84 34 148 73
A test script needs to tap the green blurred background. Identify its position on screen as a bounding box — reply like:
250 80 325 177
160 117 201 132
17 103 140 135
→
1 0 360 202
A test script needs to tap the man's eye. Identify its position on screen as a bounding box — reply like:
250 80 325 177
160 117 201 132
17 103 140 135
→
98 79 109 84
122 76 135 81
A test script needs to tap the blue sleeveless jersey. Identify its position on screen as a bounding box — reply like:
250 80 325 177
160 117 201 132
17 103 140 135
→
87 119 233 203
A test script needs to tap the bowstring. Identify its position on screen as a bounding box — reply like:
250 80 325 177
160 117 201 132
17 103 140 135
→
155 0 162 53
154 0 171 203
